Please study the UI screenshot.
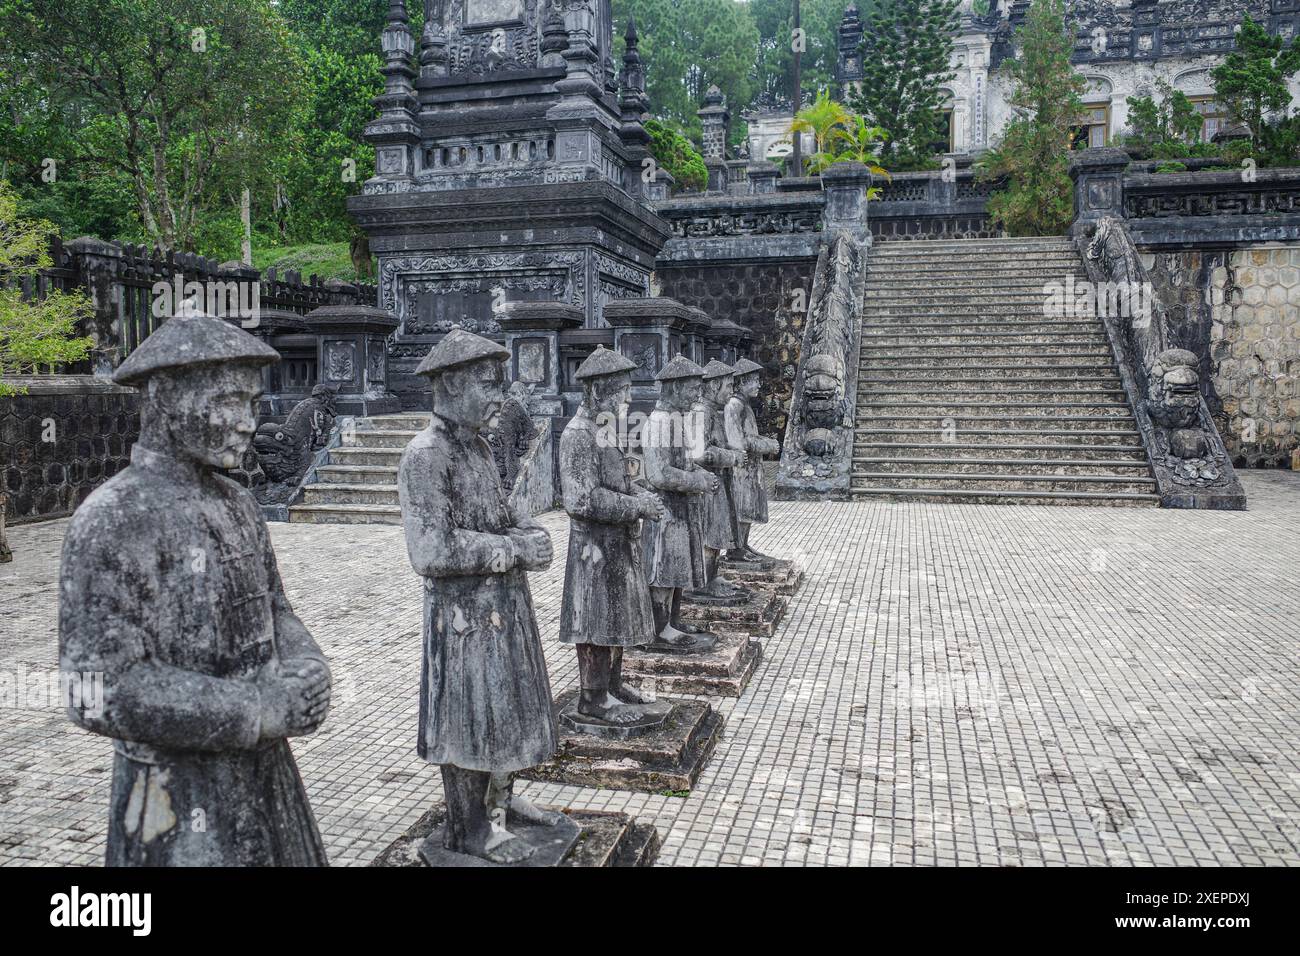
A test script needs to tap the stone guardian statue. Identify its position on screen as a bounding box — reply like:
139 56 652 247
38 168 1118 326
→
725 357 781 562
397 327 566 865
689 360 749 600
640 355 719 652
559 346 669 728
58 304 333 866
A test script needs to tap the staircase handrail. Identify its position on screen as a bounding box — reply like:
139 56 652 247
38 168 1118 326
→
1075 217 1246 509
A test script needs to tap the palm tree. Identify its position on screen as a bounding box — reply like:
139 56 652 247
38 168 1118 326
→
787 90 852 174
829 116 892 199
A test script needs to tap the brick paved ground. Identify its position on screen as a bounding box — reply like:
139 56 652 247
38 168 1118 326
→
2 470 1297 867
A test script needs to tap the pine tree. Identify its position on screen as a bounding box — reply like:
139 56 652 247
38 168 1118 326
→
1211 15 1300 165
979 0 1086 236
849 0 961 170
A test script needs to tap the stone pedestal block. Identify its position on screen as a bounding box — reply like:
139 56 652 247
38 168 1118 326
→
623 631 762 697
604 297 697 399
372 806 660 867
680 588 785 639
304 304 401 417
720 557 805 596
519 690 724 793
1069 148 1129 235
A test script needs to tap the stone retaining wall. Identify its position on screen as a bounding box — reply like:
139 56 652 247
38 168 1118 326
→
1145 244 1300 468
1 376 140 524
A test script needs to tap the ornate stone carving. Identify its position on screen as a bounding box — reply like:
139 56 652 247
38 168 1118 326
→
254 385 338 486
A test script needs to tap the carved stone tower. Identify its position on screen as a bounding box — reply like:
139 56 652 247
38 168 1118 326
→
350 0 672 408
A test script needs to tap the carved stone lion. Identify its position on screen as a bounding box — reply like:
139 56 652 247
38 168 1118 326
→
801 353 846 457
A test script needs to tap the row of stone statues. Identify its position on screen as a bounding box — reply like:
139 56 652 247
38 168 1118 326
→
57 312 781 866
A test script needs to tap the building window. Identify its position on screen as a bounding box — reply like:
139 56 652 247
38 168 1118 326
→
1071 104 1111 149
1189 96 1228 143
929 109 955 155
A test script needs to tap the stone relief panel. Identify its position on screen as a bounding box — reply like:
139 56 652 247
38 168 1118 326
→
324 340 358 385
380 252 587 334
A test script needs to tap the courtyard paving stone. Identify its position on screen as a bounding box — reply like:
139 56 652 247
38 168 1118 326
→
1 470 1297 866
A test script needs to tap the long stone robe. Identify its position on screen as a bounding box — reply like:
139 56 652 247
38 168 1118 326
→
558 408 656 647
725 394 780 523
58 445 329 867
690 400 742 551
640 404 708 590
398 415 557 773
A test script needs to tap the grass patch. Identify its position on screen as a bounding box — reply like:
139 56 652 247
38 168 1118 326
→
252 242 372 283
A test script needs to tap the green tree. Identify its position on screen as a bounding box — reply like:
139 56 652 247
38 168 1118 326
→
1211 15 1300 166
750 0 845 108
788 89 852 173
829 115 891 196
0 0 305 252
978 0 1086 236
613 0 759 139
1121 80 1213 160
850 0 960 170
646 119 708 192
0 180 92 396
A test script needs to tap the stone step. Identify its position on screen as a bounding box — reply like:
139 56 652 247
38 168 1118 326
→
853 427 1140 446
859 373 1124 388
288 502 403 525
316 464 400 484
367 414 432 431
850 472 1157 494
853 456 1153 476
859 388 1130 405
863 319 1105 332
856 414 1137 432
847 486 1160 506
861 335 1111 348
328 447 405 466
859 353 1114 368
873 238 1075 251
852 440 1148 460
870 261 1086 275
857 400 1133 416
865 288 1067 301
866 304 1096 318
302 483 400 506
343 429 420 449
866 268 1087 282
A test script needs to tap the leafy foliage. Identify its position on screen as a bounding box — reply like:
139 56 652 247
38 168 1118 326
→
978 0 1086 236
850 0 960 170
0 0 305 253
749 0 845 110
1120 81 1214 159
646 119 708 192
789 90 852 173
613 0 759 141
1211 15 1300 167
0 180 92 395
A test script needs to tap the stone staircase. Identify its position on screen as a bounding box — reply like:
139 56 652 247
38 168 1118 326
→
288 413 430 524
853 237 1159 506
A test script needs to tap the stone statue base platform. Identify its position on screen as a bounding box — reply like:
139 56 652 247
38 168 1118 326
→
721 557 804 596
682 586 750 607
623 630 761 697
680 588 786 639
371 805 660 867
519 689 724 793
558 692 674 738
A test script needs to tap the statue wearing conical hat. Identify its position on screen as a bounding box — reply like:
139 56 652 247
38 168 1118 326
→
688 360 750 601
559 346 666 727
639 355 719 652
724 357 781 562
397 327 565 864
58 303 332 866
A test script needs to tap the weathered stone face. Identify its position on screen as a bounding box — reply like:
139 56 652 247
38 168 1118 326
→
144 365 264 471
